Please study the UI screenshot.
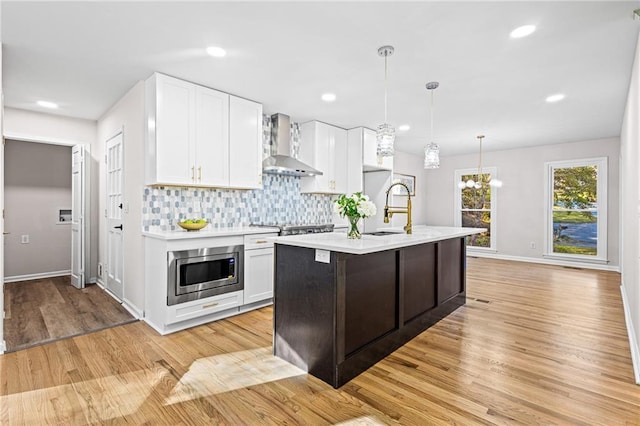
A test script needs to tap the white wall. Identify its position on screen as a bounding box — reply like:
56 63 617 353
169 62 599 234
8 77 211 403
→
423 138 620 268
620 34 640 384
97 81 145 316
4 107 96 144
2 107 99 280
4 140 72 279
390 150 428 227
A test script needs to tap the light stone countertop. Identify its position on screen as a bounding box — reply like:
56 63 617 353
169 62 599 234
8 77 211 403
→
274 226 485 255
142 226 281 240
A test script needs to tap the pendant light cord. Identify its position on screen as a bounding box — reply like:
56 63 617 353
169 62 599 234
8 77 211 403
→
477 136 484 185
384 54 388 123
430 89 434 143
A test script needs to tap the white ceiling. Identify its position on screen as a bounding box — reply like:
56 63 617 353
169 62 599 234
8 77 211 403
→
2 1 639 156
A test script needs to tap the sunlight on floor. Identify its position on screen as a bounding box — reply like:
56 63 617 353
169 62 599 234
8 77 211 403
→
333 415 387 425
164 346 305 405
0 367 167 423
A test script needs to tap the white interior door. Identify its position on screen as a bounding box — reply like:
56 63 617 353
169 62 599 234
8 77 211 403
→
106 132 124 300
70 145 85 288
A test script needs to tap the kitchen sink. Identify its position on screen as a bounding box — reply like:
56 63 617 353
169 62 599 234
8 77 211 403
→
364 231 399 236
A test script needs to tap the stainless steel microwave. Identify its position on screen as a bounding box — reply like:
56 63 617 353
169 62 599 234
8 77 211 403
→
167 245 244 306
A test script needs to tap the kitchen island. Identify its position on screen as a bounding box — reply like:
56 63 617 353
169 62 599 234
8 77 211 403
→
273 226 484 388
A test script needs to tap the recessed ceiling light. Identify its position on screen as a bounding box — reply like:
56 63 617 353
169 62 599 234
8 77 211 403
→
321 93 336 102
398 124 410 132
206 46 227 57
37 100 58 109
546 93 565 103
510 25 536 39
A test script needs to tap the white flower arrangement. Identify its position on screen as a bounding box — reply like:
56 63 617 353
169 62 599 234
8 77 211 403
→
334 192 377 219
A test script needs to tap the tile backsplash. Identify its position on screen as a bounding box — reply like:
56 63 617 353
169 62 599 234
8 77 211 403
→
142 174 335 231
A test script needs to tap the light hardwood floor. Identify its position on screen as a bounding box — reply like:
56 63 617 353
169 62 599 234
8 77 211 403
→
1 258 638 425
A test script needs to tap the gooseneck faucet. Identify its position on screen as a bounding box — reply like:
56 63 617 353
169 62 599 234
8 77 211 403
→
384 182 412 234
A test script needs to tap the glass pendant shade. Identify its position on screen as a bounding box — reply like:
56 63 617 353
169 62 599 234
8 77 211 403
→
424 82 440 169
376 123 395 157
424 143 440 168
376 46 395 158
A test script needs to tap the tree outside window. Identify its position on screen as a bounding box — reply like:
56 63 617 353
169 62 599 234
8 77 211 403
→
455 167 497 250
545 158 607 261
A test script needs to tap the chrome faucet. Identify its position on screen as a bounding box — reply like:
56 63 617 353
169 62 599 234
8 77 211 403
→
384 182 412 234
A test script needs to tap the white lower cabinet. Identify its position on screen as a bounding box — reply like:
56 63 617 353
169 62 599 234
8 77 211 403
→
243 233 277 305
144 232 277 335
166 291 243 325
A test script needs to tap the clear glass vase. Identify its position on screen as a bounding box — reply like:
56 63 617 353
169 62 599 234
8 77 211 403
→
347 215 362 239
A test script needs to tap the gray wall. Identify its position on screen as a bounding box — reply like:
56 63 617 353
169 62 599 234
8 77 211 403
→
4 140 72 279
423 137 620 267
3 107 98 280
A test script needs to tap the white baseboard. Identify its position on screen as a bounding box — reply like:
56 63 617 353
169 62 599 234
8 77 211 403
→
620 282 640 385
0 339 6 355
467 252 620 272
4 270 71 283
122 299 143 319
96 281 143 320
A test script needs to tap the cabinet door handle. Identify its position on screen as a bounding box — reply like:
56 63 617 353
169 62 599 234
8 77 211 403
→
198 166 202 181
202 302 219 309
191 166 195 181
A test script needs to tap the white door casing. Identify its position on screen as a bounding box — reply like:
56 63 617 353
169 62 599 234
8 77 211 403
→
71 145 85 288
106 132 124 300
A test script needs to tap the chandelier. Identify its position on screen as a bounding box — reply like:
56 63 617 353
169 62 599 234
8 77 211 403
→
424 82 440 169
458 135 503 189
376 45 395 157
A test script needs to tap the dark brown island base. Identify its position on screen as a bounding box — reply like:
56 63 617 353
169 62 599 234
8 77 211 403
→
273 230 479 388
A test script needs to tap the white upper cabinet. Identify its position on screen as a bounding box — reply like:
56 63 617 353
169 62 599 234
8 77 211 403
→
146 73 262 189
299 121 348 194
146 73 194 185
362 127 393 171
195 85 229 186
229 96 263 189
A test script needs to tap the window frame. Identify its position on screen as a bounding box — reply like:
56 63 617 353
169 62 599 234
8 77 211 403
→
544 157 608 263
454 166 498 252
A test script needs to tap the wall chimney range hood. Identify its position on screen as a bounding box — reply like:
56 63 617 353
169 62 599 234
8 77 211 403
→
262 113 323 177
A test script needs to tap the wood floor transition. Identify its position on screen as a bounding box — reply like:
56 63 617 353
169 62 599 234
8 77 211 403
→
3 275 136 352
1 258 638 424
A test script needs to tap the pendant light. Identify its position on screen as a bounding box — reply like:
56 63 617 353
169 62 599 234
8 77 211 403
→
424 82 440 169
458 135 503 189
376 45 395 157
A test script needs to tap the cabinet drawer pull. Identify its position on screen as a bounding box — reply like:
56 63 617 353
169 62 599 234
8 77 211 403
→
202 302 219 309
255 240 268 244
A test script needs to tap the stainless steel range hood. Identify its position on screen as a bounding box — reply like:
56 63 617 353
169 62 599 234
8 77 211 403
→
262 113 323 177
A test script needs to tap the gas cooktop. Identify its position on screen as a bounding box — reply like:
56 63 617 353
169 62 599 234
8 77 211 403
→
251 223 335 236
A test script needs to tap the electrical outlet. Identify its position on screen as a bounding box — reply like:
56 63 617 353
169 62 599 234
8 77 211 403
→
21 235 29 244
529 241 536 249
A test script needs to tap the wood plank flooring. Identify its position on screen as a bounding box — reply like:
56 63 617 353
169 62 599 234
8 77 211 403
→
1 258 638 425
3 276 136 352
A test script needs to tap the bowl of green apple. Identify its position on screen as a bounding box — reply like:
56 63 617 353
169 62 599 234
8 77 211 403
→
177 218 208 231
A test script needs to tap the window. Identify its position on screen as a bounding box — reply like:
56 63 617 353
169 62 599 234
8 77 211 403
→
545 158 607 262
455 167 498 251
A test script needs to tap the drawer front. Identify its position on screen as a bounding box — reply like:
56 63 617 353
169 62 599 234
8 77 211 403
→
244 233 278 250
166 291 243 325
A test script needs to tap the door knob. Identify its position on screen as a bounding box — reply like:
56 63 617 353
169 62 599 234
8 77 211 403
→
118 203 123 209
114 225 123 230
